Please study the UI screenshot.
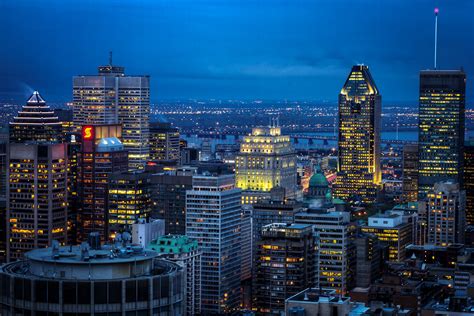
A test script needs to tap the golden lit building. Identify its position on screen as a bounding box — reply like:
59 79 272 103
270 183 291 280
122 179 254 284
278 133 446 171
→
361 214 412 262
334 65 381 203
108 171 152 238
402 144 419 202
149 122 180 162
235 120 296 204
6 143 68 261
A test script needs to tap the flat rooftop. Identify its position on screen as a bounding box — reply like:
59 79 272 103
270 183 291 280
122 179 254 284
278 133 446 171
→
287 288 350 304
25 244 158 265
370 213 400 219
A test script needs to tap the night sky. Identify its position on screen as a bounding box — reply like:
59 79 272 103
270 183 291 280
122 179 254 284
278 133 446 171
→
0 0 473 103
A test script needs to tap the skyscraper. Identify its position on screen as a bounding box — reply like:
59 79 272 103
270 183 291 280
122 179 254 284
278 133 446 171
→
418 70 466 198
402 144 419 202
0 142 6 199
241 205 253 282
354 232 384 288
149 122 180 162
108 171 152 237
9 91 62 143
54 108 75 143
185 174 241 314
253 223 315 315
235 120 297 204
73 61 150 170
425 181 466 246
77 125 128 242
151 168 194 235
334 65 381 204
6 143 68 261
0 143 6 263
295 206 356 294
465 140 474 225
252 191 303 242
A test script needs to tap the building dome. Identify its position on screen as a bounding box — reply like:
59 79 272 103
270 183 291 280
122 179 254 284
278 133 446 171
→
96 137 124 152
307 165 331 200
309 172 329 188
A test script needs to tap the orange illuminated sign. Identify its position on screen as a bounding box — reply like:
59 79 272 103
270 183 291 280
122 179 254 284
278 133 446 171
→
83 126 94 140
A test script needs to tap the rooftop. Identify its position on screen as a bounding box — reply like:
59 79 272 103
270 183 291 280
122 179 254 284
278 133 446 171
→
147 235 199 254
287 288 350 304
27 91 46 103
370 213 400 219
25 244 157 265
261 223 313 238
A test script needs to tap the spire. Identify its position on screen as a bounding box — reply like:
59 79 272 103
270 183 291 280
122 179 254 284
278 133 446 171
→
109 51 113 66
27 91 46 103
434 8 439 69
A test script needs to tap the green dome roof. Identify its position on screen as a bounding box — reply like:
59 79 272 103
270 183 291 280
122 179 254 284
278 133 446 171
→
309 172 329 187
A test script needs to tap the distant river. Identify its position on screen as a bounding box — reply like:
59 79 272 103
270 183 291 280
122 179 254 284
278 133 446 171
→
182 130 474 150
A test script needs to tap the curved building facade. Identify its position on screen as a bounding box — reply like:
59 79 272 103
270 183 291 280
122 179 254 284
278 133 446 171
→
0 244 183 315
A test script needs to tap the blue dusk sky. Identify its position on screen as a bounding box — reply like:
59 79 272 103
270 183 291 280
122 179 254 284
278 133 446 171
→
0 0 473 103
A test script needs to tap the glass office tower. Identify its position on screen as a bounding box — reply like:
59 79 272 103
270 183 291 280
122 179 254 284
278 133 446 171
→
73 63 150 170
418 70 466 198
185 174 241 314
334 65 381 203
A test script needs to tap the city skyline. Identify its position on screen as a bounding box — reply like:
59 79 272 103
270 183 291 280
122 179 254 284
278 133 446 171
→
1 0 473 103
1 2 474 315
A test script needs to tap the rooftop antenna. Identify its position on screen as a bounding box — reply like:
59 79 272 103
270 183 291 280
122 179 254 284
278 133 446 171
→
434 8 439 69
109 51 113 66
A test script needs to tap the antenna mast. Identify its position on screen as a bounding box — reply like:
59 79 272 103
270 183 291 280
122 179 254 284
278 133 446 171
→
109 51 113 66
434 8 439 69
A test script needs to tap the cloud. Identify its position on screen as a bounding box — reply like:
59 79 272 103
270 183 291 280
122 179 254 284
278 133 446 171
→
208 62 346 78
